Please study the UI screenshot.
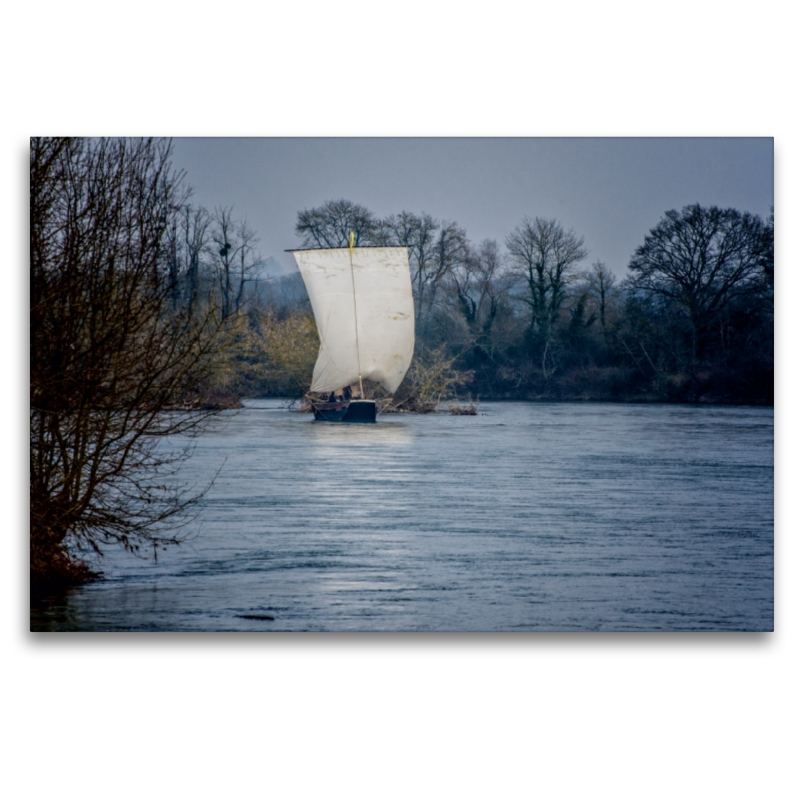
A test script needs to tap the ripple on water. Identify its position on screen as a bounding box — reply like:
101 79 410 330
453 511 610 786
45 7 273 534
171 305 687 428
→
31 400 773 631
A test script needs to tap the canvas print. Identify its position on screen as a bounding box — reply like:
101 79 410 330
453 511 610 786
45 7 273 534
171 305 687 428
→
30 137 774 631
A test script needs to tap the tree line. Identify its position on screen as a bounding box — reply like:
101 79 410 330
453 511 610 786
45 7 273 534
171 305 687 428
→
286 197 773 405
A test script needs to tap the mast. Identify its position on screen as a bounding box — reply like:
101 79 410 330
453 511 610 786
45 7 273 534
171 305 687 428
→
347 231 364 398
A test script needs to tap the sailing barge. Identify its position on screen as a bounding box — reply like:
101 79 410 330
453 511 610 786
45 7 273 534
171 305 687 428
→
290 242 415 423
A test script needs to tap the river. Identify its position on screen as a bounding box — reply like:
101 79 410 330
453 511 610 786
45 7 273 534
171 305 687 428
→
30 400 774 631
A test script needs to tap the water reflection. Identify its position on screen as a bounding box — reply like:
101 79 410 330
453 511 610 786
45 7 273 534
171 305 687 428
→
309 415 414 445
31 400 774 632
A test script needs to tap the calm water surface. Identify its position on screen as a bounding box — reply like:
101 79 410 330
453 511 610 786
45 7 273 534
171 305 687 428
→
31 400 774 631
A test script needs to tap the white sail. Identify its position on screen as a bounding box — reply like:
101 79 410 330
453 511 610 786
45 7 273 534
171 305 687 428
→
292 246 415 394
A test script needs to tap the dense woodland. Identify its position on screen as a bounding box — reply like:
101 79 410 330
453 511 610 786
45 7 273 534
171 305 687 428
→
251 198 773 406
30 138 773 585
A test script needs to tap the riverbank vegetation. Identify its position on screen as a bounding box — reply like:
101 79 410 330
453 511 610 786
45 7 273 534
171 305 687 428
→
31 138 773 584
262 198 773 406
30 138 253 587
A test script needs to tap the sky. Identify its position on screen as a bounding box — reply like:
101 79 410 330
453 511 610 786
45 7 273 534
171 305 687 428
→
170 137 773 278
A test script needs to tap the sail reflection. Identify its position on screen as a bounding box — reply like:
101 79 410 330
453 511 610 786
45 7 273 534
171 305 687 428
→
309 417 414 446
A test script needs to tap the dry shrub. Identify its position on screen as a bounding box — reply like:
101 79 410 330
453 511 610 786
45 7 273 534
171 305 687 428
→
384 346 471 413
448 400 478 415
253 309 319 395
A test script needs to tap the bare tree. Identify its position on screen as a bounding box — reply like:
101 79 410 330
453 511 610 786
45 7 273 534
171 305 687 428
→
584 261 617 332
211 207 262 318
428 221 469 316
506 217 588 377
449 239 509 363
627 204 771 368
30 137 229 586
295 198 377 248
376 211 440 322
764 206 774 290
164 204 213 315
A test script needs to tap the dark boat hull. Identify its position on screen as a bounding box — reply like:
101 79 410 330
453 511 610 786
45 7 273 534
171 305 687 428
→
312 399 376 423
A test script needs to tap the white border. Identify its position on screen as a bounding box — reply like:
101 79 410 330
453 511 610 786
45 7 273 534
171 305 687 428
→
7 3 795 798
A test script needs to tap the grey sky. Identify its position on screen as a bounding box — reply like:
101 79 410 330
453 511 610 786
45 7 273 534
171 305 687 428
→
170 137 773 278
